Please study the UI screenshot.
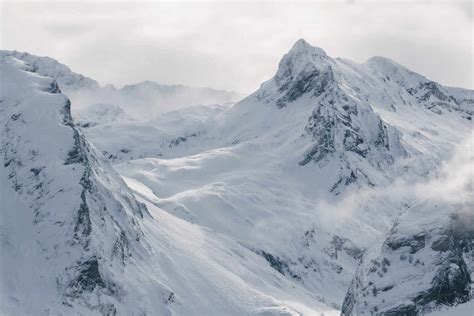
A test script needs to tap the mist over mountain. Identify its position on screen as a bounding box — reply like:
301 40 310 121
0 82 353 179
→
0 39 472 315
0 50 244 121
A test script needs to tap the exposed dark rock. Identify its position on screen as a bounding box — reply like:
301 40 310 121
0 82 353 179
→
66 257 106 296
300 102 336 165
383 304 417 316
73 190 92 249
30 167 43 176
276 67 334 108
169 133 198 147
415 255 471 306
407 81 457 104
111 232 131 264
342 211 474 315
325 235 364 261
431 235 450 252
64 130 86 165
257 250 301 281
385 232 426 254
46 80 61 94
165 292 175 305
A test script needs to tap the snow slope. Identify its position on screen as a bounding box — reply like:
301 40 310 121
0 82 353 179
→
0 55 340 315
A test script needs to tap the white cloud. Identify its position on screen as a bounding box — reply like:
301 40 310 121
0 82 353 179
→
1 0 472 92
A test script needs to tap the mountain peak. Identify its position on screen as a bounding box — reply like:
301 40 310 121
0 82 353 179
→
266 39 334 108
288 39 327 57
277 39 331 79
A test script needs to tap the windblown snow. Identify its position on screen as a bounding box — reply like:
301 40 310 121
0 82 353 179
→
0 39 473 315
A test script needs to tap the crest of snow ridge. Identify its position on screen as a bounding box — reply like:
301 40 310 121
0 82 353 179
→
0 56 147 313
366 56 472 117
0 50 99 91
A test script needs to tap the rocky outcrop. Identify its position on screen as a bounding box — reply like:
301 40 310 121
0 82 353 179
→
299 76 405 193
341 207 474 315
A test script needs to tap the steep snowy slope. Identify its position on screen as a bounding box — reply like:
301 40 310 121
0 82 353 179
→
0 50 244 119
0 56 340 315
103 39 472 312
0 56 153 314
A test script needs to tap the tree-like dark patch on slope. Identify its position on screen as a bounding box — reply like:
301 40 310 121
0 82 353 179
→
256 250 302 281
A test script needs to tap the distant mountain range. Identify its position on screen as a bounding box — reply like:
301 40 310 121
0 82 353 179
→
0 50 244 120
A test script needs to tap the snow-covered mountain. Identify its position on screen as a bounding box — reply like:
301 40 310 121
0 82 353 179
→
0 50 244 120
0 54 341 315
0 56 152 314
0 50 99 91
1 38 472 315
83 39 472 313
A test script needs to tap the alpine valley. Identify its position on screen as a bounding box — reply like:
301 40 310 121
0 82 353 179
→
0 39 472 315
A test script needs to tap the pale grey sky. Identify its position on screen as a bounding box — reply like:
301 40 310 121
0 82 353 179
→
1 0 472 93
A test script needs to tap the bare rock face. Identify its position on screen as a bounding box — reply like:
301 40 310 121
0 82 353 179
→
272 39 334 108
300 85 405 193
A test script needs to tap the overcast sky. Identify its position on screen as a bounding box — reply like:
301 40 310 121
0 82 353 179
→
1 0 472 93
